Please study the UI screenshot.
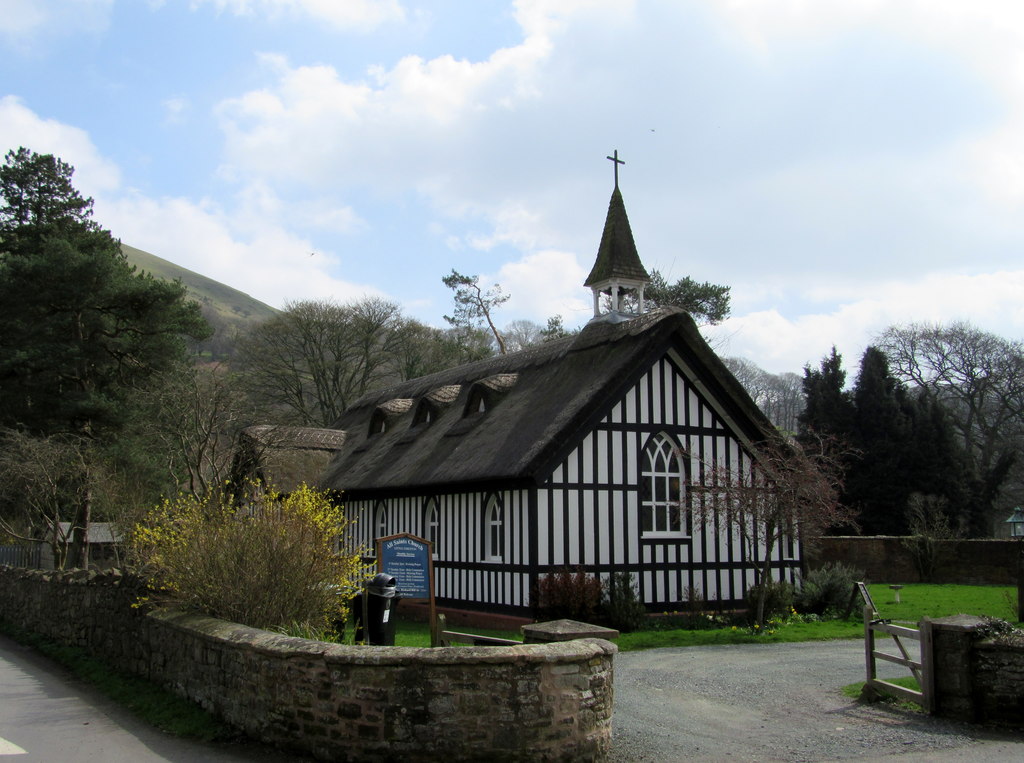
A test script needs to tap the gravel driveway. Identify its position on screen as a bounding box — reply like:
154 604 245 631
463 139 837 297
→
610 639 1024 762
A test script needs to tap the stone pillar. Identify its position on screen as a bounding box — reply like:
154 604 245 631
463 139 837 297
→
928 614 985 722
521 618 620 644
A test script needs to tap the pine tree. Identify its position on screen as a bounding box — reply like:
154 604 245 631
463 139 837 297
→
0 147 210 566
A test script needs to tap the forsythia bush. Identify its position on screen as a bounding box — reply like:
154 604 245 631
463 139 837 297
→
131 484 369 632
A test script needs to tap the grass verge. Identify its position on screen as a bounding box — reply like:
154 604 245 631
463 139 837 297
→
842 675 924 711
392 583 1020 651
0 619 232 741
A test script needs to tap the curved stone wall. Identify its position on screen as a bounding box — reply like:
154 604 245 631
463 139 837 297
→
0 567 615 761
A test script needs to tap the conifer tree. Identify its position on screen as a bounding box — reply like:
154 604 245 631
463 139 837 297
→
798 347 855 439
847 347 915 534
0 147 209 566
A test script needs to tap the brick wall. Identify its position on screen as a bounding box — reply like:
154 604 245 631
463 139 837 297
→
0 566 615 762
809 537 1019 585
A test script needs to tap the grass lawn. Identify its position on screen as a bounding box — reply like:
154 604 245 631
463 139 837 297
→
865 583 1017 623
394 583 1021 651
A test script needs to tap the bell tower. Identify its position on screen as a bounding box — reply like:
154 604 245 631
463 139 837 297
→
584 151 650 323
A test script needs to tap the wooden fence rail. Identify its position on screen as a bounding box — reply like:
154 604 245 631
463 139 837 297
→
862 605 935 712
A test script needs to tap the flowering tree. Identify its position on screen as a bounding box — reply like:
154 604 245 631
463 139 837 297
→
687 434 856 625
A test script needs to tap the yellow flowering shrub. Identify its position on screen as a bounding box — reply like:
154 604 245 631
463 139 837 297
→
130 484 369 632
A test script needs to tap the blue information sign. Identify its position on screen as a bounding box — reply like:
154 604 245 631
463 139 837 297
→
378 534 432 599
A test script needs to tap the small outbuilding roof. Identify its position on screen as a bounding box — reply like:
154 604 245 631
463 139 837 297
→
318 308 775 497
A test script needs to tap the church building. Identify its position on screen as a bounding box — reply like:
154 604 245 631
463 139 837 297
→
310 162 800 616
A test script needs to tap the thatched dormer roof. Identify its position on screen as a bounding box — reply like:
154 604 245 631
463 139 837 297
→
317 308 774 497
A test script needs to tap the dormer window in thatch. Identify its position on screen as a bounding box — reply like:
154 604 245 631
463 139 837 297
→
411 385 461 429
467 389 487 415
412 401 435 427
368 398 414 437
463 374 518 418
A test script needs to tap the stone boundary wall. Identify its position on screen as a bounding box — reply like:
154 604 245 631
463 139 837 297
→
0 567 615 762
929 615 1024 726
809 537 1018 585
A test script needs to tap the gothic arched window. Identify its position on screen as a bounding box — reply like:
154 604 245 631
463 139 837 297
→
423 498 440 558
483 496 503 561
640 433 686 537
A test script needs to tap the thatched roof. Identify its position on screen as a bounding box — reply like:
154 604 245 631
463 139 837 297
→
241 425 347 452
317 308 775 497
584 186 650 287
235 425 348 492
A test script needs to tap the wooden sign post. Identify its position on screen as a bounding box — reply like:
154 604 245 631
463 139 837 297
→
376 533 436 644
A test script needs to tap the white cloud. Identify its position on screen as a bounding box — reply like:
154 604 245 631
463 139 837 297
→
0 96 121 197
496 249 590 321
162 96 191 124
215 28 553 192
709 1 1024 209
0 0 112 51
512 0 634 39
0 98 376 309
705 270 1024 374
191 0 405 31
99 188 379 308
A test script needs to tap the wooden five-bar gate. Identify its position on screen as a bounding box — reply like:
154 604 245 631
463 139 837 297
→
857 582 935 712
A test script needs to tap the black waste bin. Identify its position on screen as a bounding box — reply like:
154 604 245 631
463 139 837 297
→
353 573 399 645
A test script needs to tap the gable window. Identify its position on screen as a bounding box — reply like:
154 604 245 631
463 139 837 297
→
375 503 388 540
423 498 439 558
640 433 687 538
483 496 503 561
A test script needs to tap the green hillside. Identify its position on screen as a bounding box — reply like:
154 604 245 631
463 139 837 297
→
121 243 277 359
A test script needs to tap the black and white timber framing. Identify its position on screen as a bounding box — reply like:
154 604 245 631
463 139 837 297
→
318 309 799 616
310 177 800 616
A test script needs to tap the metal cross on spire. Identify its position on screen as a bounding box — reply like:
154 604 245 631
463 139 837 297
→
607 150 624 188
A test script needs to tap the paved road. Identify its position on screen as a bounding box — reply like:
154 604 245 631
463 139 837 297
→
0 635 310 762
611 639 1024 762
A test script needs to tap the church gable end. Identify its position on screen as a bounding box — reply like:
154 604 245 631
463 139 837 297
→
537 347 784 609
308 156 797 616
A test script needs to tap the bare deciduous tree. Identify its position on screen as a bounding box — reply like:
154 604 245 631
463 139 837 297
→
502 319 544 352
0 430 93 569
877 321 1024 528
144 363 252 499
723 357 805 434
237 297 408 426
687 435 855 625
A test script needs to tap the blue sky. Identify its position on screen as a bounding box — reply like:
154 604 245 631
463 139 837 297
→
2 0 1022 374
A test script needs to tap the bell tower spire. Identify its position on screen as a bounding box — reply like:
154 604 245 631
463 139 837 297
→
584 150 650 323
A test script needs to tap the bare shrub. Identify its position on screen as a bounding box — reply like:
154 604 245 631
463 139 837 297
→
901 493 961 582
535 567 603 622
